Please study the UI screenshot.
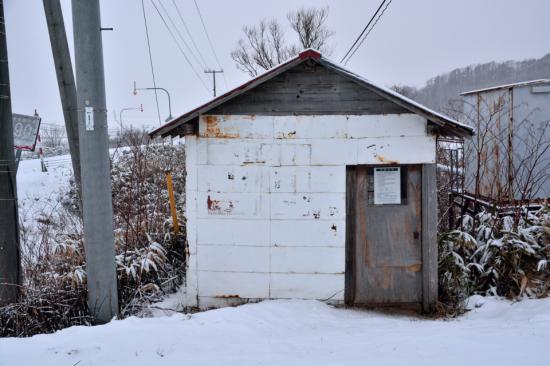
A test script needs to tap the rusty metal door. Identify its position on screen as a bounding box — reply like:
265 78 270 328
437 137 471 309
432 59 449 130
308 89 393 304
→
346 165 422 306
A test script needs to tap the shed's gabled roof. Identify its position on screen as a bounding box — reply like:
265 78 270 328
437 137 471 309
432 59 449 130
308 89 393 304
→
150 49 474 138
460 79 550 96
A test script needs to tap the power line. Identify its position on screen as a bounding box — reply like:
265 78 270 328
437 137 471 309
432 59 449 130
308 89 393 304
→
193 0 227 88
340 0 392 65
157 0 207 70
344 0 392 65
171 0 210 69
150 0 210 92
340 0 387 64
140 0 162 126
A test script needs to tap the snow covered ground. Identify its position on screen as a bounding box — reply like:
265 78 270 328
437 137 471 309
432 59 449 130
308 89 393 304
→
17 154 72 222
0 296 548 365
9 155 549 365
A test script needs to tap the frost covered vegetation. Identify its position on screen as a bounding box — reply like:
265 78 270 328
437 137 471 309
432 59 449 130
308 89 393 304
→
1 133 186 337
438 207 550 314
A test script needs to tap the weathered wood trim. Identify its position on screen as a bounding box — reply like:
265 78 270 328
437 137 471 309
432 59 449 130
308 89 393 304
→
421 163 438 312
344 166 356 305
209 63 407 116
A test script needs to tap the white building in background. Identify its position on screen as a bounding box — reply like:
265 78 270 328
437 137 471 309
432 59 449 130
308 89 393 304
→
461 80 550 201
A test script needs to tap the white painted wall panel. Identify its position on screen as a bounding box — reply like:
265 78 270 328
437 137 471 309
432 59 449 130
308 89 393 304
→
270 193 345 220
197 191 270 219
356 135 436 165
201 114 427 140
270 273 344 300
279 142 312 166
271 246 345 274
198 271 270 298
198 245 270 272
270 166 345 193
274 115 348 139
184 136 199 306
197 219 270 246
196 137 208 165
271 220 345 246
197 165 270 193
206 139 282 166
310 139 358 165
347 114 427 138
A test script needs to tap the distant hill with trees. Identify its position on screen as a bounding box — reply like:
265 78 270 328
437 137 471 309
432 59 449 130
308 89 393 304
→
392 52 550 115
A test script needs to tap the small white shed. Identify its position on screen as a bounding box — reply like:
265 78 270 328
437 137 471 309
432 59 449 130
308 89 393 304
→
150 49 473 311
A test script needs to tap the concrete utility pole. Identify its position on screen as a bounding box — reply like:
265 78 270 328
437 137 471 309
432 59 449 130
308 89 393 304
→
0 0 21 305
43 0 81 195
204 69 223 97
72 0 118 322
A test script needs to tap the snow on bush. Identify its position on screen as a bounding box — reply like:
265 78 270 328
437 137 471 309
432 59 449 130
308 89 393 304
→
439 206 550 313
1 134 186 337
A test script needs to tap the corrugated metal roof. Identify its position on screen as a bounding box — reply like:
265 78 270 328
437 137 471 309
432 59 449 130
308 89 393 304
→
150 49 474 138
460 79 550 96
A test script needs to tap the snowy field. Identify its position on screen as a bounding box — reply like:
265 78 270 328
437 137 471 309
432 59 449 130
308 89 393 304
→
17 154 72 221
1 296 549 365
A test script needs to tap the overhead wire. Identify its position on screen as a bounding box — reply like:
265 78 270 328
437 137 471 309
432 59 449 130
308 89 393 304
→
171 0 210 70
157 0 208 71
340 0 392 65
149 0 210 92
344 0 393 65
192 0 227 88
140 0 162 126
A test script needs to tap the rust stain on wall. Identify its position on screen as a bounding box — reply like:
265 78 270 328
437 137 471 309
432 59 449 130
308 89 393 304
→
207 195 220 211
407 263 422 273
375 154 399 164
203 115 240 138
207 195 235 215
275 130 297 139
214 294 241 299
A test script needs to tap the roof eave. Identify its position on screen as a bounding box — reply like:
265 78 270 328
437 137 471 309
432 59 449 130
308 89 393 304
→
460 79 550 96
150 49 473 139
319 59 474 138
149 55 310 139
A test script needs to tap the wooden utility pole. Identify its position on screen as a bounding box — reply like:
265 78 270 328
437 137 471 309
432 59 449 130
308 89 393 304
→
0 0 21 305
72 0 118 322
43 0 81 195
165 171 180 236
204 69 223 97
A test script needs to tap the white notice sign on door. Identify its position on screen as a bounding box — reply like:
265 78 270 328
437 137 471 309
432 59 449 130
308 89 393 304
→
374 167 401 205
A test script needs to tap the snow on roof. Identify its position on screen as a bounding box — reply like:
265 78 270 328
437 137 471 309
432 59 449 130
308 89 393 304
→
460 79 550 96
321 60 474 134
150 49 473 138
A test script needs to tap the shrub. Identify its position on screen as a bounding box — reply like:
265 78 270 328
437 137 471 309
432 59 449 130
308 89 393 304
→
438 206 550 314
1 137 186 337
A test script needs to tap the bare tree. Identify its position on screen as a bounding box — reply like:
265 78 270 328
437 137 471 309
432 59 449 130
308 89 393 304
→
41 125 65 149
287 7 333 52
231 20 293 77
231 7 334 77
390 84 419 100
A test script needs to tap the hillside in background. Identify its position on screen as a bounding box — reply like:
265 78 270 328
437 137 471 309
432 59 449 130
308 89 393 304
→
393 52 550 115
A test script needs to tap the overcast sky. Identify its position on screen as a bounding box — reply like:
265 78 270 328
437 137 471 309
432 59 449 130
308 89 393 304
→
5 0 550 131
